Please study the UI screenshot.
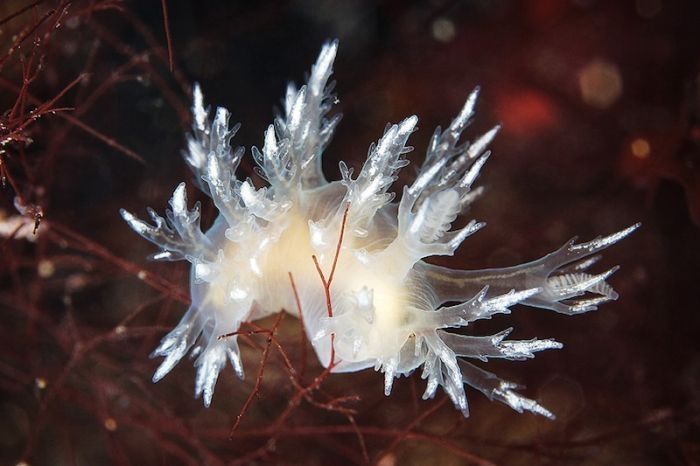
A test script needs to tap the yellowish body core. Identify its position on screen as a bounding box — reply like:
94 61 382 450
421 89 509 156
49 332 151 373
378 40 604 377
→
201 208 412 364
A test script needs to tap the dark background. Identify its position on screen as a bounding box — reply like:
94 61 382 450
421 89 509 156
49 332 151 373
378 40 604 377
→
1 0 699 464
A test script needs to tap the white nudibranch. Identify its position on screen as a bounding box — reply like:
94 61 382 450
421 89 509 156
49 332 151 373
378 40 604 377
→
121 41 639 418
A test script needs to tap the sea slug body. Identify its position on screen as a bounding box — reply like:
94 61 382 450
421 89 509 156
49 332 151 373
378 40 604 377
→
122 41 638 418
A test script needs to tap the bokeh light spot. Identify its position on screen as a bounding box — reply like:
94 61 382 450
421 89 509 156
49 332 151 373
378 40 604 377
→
631 138 651 159
431 17 456 43
578 60 623 109
104 418 118 432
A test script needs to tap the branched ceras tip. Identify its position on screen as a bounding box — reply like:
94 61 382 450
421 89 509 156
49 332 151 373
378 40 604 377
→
122 40 639 417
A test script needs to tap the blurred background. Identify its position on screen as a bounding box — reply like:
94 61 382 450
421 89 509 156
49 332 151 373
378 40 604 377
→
1 0 699 464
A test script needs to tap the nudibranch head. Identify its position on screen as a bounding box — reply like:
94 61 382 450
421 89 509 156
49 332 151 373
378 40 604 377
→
122 41 638 417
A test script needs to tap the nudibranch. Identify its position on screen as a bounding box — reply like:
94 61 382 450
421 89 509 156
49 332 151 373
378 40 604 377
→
121 41 638 418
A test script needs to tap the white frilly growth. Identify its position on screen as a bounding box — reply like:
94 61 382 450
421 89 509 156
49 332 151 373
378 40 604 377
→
122 41 639 417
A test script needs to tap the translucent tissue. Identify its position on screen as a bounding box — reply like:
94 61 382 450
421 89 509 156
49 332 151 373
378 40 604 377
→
122 41 638 417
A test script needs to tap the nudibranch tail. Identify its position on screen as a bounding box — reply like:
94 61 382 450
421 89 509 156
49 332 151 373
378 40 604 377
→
122 41 638 417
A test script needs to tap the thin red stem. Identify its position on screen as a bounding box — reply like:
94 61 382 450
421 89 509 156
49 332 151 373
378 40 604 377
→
159 0 174 72
288 272 308 380
0 0 45 28
230 311 285 434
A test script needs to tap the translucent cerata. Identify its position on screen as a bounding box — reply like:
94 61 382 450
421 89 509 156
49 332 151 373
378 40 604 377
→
122 41 638 418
